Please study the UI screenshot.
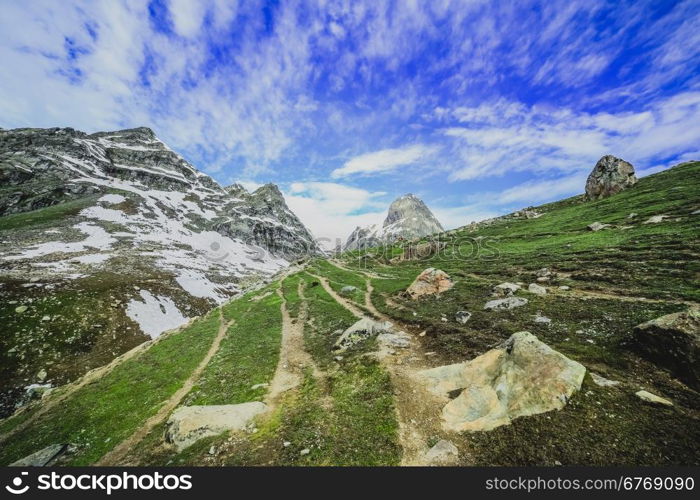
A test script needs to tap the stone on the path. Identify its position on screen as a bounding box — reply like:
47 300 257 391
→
406 268 453 299
377 330 411 349
528 283 547 296
419 331 585 432
632 308 699 389
15 305 28 314
165 402 267 451
424 439 459 465
492 282 521 297
455 311 472 324
340 285 357 295
643 215 668 224
484 297 528 311
10 444 68 466
635 390 673 407
334 317 394 351
587 222 611 231
590 372 620 387
585 155 637 200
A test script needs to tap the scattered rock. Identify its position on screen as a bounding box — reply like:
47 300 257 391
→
492 282 521 297
333 318 394 351
536 268 551 278
484 297 529 311
283 441 291 447
10 444 68 466
165 402 267 451
36 369 48 382
340 285 357 296
587 222 611 231
559 286 570 291
627 212 637 218
590 373 620 387
420 332 585 432
300 448 310 456
251 383 269 390
455 311 472 324
635 390 673 407
528 283 547 296
643 215 668 224
15 305 28 314
632 308 699 389
585 155 637 200
424 439 459 465
534 313 551 324
523 210 542 219
406 268 454 299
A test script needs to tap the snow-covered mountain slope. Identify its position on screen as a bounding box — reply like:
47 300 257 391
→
344 193 444 251
0 126 320 415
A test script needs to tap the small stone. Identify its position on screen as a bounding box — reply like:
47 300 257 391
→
492 282 521 297
424 439 459 465
643 215 668 224
208 446 216 455
534 313 551 324
37 369 48 382
455 311 471 324
587 222 611 231
300 448 310 456
484 297 528 311
340 285 357 295
334 355 344 362
559 286 570 290
15 305 28 314
627 212 637 218
41 315 51 321
251 383 269 390
283 441 291 447
590 373 620 387
528 283 547 296
635 390 673 407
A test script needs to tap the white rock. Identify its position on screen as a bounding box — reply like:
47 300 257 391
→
643 215 668 224
424 439 459 465
635 390 673 406
165 402 267 451
492 282 521 297
591 373 620 387
484 297 528 311
528 283 547 296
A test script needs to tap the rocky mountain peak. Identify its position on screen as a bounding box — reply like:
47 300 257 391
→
343 193 444 251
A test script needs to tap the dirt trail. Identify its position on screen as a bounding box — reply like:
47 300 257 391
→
327 259 393 280
96 309 232 466
552 287 697 306
312 273 453 465
266 282 321 408
0 316 200 446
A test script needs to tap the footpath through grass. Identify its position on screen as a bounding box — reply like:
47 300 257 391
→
0 310 220 465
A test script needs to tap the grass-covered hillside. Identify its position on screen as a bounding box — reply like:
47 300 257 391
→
0 161 698 466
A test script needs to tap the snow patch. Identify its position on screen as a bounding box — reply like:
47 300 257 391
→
98 194 126 204
126 290 189 338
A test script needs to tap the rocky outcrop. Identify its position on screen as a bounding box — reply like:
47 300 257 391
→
333 318 395 351
420 332 585 432
585 155 637 201
632 309 699 389
165 402 267 451
406 268 454 299
343 194 443 251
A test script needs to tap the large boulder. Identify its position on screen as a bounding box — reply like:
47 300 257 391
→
165 402 267 451
585 155 637 200
632 308 699 389
333 317 394 351
406 268 453 299
419 332 585 432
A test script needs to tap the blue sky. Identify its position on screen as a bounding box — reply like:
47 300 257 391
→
1 0 699 244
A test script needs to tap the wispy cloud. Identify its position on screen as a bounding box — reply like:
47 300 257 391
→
331 145 434 179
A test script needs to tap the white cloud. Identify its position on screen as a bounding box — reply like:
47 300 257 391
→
168 0 207 38
331 145 434 178
283 182 387 247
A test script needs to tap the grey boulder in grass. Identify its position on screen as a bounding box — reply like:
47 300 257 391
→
420 332 585 432
585 155 637 200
